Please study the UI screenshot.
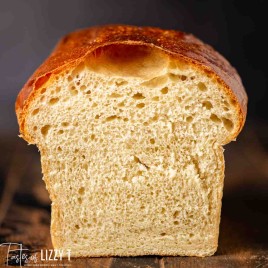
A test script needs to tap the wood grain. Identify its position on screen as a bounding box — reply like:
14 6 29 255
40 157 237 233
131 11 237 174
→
0 122 267 267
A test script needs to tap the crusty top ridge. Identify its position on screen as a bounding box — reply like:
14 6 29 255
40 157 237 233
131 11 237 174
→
16 24 247 140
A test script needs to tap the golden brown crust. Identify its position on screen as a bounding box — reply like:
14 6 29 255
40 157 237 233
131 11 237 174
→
15 24 247 140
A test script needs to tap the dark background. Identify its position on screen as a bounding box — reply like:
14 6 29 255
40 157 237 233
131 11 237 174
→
0 0 267 135
0 1 267 265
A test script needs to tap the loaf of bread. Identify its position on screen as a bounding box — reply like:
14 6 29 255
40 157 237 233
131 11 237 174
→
16 25 247 257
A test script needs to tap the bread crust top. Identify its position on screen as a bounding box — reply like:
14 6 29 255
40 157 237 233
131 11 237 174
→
16 25 247 140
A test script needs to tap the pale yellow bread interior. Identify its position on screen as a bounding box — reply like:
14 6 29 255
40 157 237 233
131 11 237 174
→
23 45 241 257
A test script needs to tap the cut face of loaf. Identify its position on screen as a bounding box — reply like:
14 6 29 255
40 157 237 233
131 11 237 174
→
23 45 242 257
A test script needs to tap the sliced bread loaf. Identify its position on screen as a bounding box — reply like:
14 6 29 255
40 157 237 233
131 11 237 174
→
16 25 247 257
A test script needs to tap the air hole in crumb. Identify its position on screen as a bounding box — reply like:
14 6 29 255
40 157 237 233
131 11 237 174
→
223 100 230 107
186 116 193 123
123 118 129 122
161 208 166 214
32 108 39 115
33 126 37 131
40 88 46 94
173 211 179 218
55 87 61 93
152 115 159 121
71 89 78 95
78 197 82 204
92 103 98 108
143 122 149 126
90 134 95 140
132 93 145 100
202 101 213 110
150 138 155 144
58 130 64 134
171 123 175 132
152 96 159 101
168 73 180 82
109 93 122 98
115 80 128 86
136 103 145 109
118 101 125 107
133 156 140 163
222 118 234 131
161 87 169 94
75 224 80 229
174 220 179 225
126 143 132 150
80 85 86 91
78 187 85 195
185 105 190 110
69 86 78 95
160 233 166 236
85 89 91 94
61 122 69 127
181 75 187 81
224 107 229 111
82 163 88 170
57 146 62 152
210 114 221 124
95 115 100 120
106 115 120 121
177 96 182 103
48 98 59 105
197 82 207 91
41 125 51 136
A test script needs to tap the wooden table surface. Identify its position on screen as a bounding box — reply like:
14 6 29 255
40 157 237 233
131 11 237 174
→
0 121 267 267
